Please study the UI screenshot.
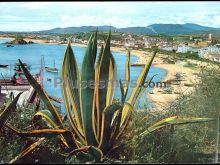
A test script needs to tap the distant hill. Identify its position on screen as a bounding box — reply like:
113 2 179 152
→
33 26 117 34
147 23 220 35
5 23 220 35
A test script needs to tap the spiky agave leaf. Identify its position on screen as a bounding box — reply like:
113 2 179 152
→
61 42 84 137
120 49 157 127
81 33 97 145
33 109 85 147
16 129 70 138
16 129 78 149
18 59 64 128
95 30 117 142
133 74 157 108
106 55 117 107
93 44 104 139
119 79 126 103
75 146 103 163
0 92 22 130
95 30 112 114
119 50 131 104
124 50 131 99
98 103 122 153
140 116 215 136
10 138 45 164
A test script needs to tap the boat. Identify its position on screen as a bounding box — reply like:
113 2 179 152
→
130 63 145 67
47 78 52 82
45 67 58 73
0 64 8 68
45 59 58 73
6 45 14 47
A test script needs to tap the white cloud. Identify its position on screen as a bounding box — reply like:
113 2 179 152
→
18 2 51 10
60 15 133 28
1 2 220 31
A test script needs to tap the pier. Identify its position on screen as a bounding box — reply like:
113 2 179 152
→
130 63 145 67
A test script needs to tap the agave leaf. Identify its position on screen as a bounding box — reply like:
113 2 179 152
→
87 146 103 162
91 30 98 63
140 116 215 136
9 138 45 164
94 44 104 139
124 50 131 98
33 109 56 125
17 129 69 138
116 102 136 139
16 129 78 149
106 55 117 106
120 50 157 127
33 110 84 147
101 32 107 44
18 59 64 128
99 103 122 153
95 45 104 69
128 50 157 106
75 146 103 163
133 74 157 107
62 42 83 135
81 33 97 145
109 109 122 146
119 79 126 103
0 92 22 130
95 30 112 114
95 30 116 140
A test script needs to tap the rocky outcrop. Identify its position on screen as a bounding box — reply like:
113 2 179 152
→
5 39 34 45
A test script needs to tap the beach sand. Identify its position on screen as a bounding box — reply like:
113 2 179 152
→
148 62 200 111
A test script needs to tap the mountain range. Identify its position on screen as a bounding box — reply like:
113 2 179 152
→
4 23 220 35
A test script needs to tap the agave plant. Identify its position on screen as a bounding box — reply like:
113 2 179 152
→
12 31 214 163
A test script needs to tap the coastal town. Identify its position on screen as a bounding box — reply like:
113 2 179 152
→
1 31 220 63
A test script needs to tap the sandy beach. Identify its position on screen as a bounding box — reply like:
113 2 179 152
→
149 62 199 111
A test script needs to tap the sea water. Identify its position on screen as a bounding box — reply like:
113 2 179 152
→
0 39 167 111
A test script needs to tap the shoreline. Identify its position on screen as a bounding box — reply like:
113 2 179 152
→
148 62 199 111
0 36 199 110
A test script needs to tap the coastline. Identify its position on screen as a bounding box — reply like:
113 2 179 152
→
0 36 199 110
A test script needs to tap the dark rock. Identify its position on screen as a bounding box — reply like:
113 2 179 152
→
28 41 34 44
5 39 35 45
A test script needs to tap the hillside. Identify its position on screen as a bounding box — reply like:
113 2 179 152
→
2 23 220 35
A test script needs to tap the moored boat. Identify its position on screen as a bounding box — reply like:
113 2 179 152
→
6 45 14 47
45 67 59 73
0 64 8 68
45 59 59 73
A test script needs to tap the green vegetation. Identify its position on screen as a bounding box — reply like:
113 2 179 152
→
15 34 24 40
73 31 122 41
129 68 220 163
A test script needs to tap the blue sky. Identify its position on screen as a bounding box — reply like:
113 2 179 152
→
0 2 220 31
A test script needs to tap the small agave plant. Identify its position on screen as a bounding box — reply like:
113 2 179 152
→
9 31 214 163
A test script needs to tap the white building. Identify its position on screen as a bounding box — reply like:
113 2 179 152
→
177 46 192 53
198 45 220 57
